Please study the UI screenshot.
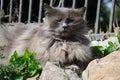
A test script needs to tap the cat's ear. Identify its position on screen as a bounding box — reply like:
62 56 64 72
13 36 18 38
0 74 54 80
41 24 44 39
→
78 7 86 17
43 3 52 15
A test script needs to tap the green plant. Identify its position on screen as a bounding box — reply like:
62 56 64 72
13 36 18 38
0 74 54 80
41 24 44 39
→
91 41 118 58
0 49 42 80
117 32 120 43
78 72 83 80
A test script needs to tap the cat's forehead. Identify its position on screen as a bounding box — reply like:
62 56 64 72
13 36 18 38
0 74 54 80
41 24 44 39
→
56 8 74 12
54 8 80 16
44 4 85 18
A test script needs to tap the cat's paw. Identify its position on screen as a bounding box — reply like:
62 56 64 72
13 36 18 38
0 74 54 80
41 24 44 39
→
65 65 81 73
52 60 64 68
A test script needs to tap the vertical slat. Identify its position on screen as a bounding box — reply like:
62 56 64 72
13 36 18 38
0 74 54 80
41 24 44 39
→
0 0 3 24
72 0 76 9
18 0 23 23
95 0 101 34
58 0 62 7
38 0 43 23
0 0 3 10
61 0 64 7
28 0 32 23
58 0 64 7
109 0 115 33
83 0 88 20
9 0 13 22
50 0 53 7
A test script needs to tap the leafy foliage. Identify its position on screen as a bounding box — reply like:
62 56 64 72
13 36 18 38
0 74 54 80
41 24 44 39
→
117 32 120 43
0 49 42 80
91 35 120 57
78 72 83 80
91 41 118 58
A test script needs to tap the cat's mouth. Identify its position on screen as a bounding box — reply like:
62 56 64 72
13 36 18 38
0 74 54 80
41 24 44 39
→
47 29 71 38
56 31 72 38
48 29 68 33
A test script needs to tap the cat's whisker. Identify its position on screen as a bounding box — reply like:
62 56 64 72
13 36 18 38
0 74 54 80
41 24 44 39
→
48 30 55 32
43 29 55 32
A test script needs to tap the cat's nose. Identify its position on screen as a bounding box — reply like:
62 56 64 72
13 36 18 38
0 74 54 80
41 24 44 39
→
62 23 68 29
63 26 67 29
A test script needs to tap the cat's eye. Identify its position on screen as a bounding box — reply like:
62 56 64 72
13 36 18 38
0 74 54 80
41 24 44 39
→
66 18 74 23
56 18 62 22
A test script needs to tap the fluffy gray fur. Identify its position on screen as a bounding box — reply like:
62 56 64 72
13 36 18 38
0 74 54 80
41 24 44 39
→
0 4 92 71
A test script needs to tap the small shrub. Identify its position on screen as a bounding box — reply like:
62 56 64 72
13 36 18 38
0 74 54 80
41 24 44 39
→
0 49 42 80
90 31 120 58
91 41 118 57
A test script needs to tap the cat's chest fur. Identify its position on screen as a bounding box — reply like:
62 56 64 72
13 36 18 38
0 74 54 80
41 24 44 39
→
29 35 91 66
10 27 91 66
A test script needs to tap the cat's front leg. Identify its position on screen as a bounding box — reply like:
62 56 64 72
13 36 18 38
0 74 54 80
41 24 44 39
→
64 65 81 74
51 60 64 68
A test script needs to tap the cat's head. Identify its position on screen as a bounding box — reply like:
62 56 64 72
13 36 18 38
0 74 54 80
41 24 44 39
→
43 4 87 39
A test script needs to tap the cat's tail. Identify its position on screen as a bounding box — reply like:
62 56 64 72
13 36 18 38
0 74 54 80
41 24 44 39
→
0 23 27 47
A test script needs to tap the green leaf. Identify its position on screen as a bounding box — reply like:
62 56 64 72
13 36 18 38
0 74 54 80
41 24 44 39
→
16 76 24 80
104 41 118 56
117 32 120 43
24 49 31 58
10 51 18 63
91 46 105 57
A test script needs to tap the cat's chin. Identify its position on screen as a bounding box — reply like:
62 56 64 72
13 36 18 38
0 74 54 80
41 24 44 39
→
53 32 72 39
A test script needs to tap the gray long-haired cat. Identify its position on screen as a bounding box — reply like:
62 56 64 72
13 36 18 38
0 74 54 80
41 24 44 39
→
0 4 92 71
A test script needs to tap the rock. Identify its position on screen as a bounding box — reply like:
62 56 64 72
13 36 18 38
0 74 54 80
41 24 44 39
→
82 51 120 80
27 75 39 80
39 62 81 80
